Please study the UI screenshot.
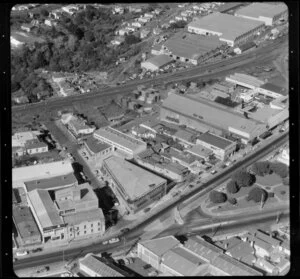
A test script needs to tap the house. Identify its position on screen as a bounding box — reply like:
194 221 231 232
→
138 17 151 23
111 36 125 45
144 13 154 18
12 146 26 157
44 19 57 27
255 258 276 274
63 114 95 137
113 6 124 15
132 21 142 28
25 139 48 155
21 23 34 32
153 27 162 35
83 136 113 159
62 5 79 15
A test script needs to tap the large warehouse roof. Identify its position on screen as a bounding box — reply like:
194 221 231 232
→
94 126 146 153
235 3 287 19
164 31 224 60
198 132 234 149
162 94 265 137
226 73 265 88
189 12 264 41
103 156 166 200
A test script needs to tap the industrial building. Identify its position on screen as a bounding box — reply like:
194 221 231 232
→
235 3 288 26
188 12 264 46
141 54 173 71
157 31 226 65
233 41 257 54
226 73 265 90
12 160 74 189
102 155 167 214
93 126 147 158
84 136 113 159
257 83 288 98
196 132 236 161
13 206 42 246
137 235 262 276
160 93 266 143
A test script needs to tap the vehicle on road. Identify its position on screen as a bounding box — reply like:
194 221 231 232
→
102 241 108 245
144 207 151 213
189 184 194 188
32 248 43 253
16 250 28 257
108 238 120 244
121 228 130 233
211 170 217 174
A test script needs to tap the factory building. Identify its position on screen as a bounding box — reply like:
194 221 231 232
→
188 12 264 46
141 54 173 71
159 31 226 65
93 126 147 158
102 156 167 214
196 132 236 161
225 73 265 90
160 94 266 144
235 3 288 26
257 83 288 99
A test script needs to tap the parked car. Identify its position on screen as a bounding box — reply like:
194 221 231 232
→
211 170 217 174
16 250 28 257
109 238 120 244
121 228 130 233
102 241 109 245
144 207 151 213
32 248 43 253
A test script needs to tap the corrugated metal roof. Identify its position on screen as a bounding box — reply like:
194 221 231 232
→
197 132 234 149
162 94 264 137
144 54 173 68
189 12 264 41
235 3 287 19
227 73 265 88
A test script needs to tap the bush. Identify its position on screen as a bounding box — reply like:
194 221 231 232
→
228 197 237 205
247 187 268 203
209 190 227 204
226 180 240 194
232 170 255 187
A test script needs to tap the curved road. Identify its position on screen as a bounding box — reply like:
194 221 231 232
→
12 36 287 115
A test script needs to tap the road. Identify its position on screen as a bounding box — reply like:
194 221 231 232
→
14 208 289 271
12 36 287 115
14 131 288 271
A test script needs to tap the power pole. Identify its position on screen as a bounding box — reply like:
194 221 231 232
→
260 193 264 210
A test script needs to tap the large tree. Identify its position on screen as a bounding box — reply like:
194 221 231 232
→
270 162 289 178
226 180 240 194
232 170 255 187
247 187 268 203
209 190 227 204
251 161 272 176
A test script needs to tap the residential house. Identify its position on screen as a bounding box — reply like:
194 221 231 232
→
140 29 150 39
132 21 143 28
25 139 48 155
12 89 29 104
21 23 34 32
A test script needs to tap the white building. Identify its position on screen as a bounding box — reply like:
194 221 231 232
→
235 3 288 26
277 148 289 166
225 73 265 90
141 55 173 72
93 126 147 158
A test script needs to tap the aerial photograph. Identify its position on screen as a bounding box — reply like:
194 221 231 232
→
11 2 290 277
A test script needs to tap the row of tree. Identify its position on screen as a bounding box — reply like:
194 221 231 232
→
251 161 289 179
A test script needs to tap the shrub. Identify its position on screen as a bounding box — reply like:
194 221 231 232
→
209 190 227 204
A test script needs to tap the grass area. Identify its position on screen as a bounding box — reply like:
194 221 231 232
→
272 185 289 202
256 173 283 187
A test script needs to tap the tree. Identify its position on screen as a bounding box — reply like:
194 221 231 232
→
124 34 141 45
270 162 289 178
226 180 240 194
251 161 272 176
40 8 49 17
232 170 255 187
228 197 237 205
247 187 268 203
170 20 187 29
282 176 289 186
209 190 227 204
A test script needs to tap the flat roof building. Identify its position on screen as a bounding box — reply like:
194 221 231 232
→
235 3 288 26
84 136 112 158
13 160 74 189
226 73 265 89
186 144 213 161
94 126 147 158
188 12 264 46
141 54 173 72
13 206 42 246
24 172 77 192
161 93 266 142
102 155 167 213
162 31 225 65
258 82 288 98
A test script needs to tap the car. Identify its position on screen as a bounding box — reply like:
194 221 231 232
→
102 241 108 245
16 250 28 257
211 170 217 174
189 184 194 188
144 207 151 213
109 238 120 244
32 248 43 253
121 228 130 233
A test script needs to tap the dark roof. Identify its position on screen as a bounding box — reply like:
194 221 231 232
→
238 41 256 51
217 2 244 13
260 83 287 96
24 173 77 192
198 132 234 149
84 136 111 154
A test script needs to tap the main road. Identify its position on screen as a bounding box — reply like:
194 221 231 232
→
14 131 289 271
12 36 287 114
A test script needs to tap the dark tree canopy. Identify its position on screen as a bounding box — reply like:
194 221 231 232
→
209 190 227 204
226 180 240 194
232 170 255 187
270 162 289 178
251 161 272 176
247 187 268 203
